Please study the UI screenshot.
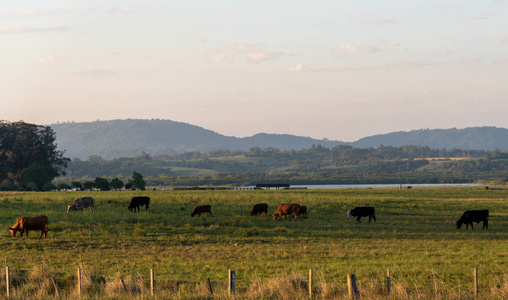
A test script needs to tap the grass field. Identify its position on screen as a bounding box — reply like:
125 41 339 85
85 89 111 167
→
0 187 507 299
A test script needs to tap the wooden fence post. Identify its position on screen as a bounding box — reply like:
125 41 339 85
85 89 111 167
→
5 267 10 298
150 269 155 296
228 269 236 296
207 278 213 294
308 269 313 298
347 273 360 299
474 268 478 298
77 268 81 297
386 268 391 296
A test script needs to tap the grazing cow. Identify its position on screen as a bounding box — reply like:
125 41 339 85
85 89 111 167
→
9 215 48 238
128 196 150 212
298 205 308 216
67 196 95 213
273 203 301 220
191 205 212 217
456 210 489 229
347 207 376 223
250 203 269 216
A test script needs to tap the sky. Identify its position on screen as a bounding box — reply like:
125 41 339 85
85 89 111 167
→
1 1 507 142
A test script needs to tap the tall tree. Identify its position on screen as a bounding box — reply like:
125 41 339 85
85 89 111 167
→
0 121 69 188
130 171 146 190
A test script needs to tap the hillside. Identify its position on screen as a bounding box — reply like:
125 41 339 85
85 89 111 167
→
50 119 508 159
352 127 508 150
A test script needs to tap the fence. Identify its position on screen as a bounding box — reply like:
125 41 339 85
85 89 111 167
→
3 266 485 298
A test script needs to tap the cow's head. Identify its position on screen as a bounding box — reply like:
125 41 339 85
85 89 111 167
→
8 227 21 237
347 210 352 218
128 206 133 211
272 213 280 220
456 220 463 229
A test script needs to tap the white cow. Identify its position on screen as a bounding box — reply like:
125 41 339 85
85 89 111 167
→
67 197 95 213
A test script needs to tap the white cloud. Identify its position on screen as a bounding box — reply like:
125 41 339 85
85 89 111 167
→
491 36 508 45
39 53 68 64
189 35 206 43
334 42 399 56
246 51 284 63
0 23 69 34
288 64 305 73
70 69 117 77
203 43 284 64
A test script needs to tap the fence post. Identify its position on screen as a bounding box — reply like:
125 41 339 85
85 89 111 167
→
228 269 236 296
474 268 478 298
77 268 81 297
386 268 391 295
347 273 360 299
5 267 9 298
150 269 155 296
309 269 313 298
207 278 213 294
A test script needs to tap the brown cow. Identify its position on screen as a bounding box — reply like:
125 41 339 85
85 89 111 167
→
191 205 212 217
9 215 49 238
250 203 269 216
298 205 308 216
273 203 300 220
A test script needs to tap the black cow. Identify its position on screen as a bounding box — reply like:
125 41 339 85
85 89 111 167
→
347 207 376 223
128 196 150 212
456 210 489 229
250 203 269 216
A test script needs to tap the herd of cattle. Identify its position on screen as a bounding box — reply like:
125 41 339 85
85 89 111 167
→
7 196 490 239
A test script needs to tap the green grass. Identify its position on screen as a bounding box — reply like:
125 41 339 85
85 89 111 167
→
0 187 507 299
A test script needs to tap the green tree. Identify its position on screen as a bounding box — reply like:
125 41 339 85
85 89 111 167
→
23 163 51 191
110 177 124 190
72 181 83 190
94 177 110 191
130 171 146 190
0 121 69 189
83 181 95 190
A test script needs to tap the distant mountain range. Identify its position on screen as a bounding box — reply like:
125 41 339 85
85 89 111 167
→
50 119 508 159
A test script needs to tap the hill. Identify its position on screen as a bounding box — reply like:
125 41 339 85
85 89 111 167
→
50 120 508 159
352 127 508 150
51 119 343 159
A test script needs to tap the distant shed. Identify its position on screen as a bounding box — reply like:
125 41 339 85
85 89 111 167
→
255 183 290 190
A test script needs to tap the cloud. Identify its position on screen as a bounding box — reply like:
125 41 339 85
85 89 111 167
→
246 51 285 63
491 36 508 45
364 19 396 27
39 53 68 64
189 35 206 43
203 43 285 63
69 69 117 78
288 64 305 73
0 23 70 34
334 42 399 56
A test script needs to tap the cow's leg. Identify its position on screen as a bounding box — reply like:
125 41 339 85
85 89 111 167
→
39 229 44 239
470 222 474 230
208 211 213 217
368 215 372 222
25 229 29 238
356 216 362 223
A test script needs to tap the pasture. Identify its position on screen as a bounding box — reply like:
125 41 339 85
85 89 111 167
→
0 187 507 299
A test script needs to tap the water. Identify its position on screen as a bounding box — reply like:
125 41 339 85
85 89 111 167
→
235 183 480 190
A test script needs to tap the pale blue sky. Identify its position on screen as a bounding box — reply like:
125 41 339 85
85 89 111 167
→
1 1 507 141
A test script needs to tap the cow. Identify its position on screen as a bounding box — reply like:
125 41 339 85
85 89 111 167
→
250 203 268 216
9 215 49 238
273 203 301 220
456 210 489 229
298 205 308 216
347 207 376 223
128 196 150 212
67 196 95 213
191 205 212 217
